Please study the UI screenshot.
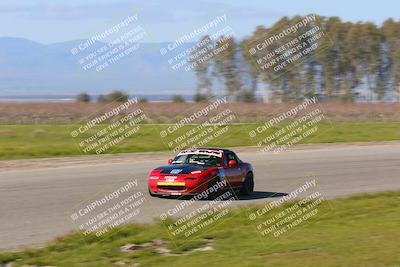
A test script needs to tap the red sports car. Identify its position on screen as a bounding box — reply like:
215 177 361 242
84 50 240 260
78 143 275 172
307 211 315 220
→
148 147 254 197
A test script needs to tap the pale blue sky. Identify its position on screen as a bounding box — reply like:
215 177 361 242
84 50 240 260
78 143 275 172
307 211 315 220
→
0 0 398 44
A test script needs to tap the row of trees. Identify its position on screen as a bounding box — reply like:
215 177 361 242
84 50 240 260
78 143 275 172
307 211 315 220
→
76 91 129 103
190 15 400 102
76 91 186 103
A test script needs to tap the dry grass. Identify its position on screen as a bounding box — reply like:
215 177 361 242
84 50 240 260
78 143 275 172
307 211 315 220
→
0 102 400 124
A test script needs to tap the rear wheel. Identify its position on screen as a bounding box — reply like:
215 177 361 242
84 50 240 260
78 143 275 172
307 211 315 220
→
240 172 254 195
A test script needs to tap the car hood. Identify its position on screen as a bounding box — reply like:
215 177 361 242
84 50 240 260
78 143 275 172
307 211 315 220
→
154 164 213 175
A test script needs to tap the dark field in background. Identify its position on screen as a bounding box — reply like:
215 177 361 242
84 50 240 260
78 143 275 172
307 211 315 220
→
1 102 400 124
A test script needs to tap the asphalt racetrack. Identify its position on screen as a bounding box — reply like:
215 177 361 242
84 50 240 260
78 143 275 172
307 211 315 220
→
1 143 399 250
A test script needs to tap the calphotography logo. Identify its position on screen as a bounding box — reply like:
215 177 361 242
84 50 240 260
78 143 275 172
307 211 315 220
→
245 14 333 79
155 179 236 244
159 96 239 153
70 179 146 240
159 14 237 72
70 96 149 155
248 177 331 243
70 14 148 72
248 96 333 153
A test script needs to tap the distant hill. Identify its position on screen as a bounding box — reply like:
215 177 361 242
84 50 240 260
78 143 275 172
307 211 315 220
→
0 37 196 95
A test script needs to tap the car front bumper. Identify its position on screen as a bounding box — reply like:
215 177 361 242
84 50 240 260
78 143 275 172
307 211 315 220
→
148 179 209 196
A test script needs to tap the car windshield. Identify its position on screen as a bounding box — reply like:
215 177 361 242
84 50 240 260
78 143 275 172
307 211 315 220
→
172 153 222 166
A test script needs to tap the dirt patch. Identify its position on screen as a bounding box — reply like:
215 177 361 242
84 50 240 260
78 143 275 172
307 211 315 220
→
120 238 214 257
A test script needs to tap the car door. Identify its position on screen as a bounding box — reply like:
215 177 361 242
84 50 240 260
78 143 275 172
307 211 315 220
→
223 152 242 187
233 153 247 184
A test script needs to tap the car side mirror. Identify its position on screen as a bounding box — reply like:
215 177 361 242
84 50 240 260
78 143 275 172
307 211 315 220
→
228 160 237 167
168 159 173 165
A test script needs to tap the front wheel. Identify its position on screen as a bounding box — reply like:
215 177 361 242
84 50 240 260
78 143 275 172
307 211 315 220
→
148 189 158 197
240 172 254 195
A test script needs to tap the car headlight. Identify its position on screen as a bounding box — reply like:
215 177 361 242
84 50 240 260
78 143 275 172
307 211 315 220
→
149 176 159 180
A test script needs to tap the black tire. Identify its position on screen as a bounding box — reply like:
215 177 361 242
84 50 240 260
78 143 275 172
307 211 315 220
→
148 189 158 197
240 172 254 196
